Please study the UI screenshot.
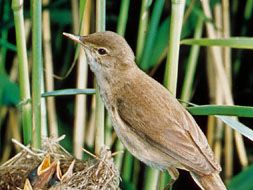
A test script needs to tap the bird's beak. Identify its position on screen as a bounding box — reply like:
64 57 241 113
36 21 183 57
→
63 32 83 44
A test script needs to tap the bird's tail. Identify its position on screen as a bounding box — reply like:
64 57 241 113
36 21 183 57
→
190 172 227 190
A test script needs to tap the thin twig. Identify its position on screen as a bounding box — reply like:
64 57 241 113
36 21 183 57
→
11 139 44 156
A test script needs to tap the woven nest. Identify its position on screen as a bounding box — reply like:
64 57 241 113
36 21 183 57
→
0 137 120 190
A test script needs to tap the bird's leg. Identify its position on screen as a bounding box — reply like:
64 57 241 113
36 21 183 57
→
163 167 179 190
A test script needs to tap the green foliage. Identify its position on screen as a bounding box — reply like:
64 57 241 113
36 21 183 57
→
50 9 72 25
0 39 17 52
120 180 137 190
186 103 253 142
140 0 165 70
0 74 19 106
228 165 253 190
148 17 170 69
58 120 73 153
181 13 198 38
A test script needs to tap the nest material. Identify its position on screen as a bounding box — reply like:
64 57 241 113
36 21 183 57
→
0 137 120 190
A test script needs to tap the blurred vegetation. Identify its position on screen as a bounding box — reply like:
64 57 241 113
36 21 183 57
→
1 0 253 189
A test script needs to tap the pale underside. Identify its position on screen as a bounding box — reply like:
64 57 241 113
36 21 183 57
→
107 67 221 176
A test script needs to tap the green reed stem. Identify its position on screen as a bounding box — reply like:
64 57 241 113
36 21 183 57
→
31 0 42 148
180 17 203 102
136 0 150 63
164 0 186 96
162 0 186 188
144 168 160 190
12 0 32 145
159 172 172 190
95 0 106 155
114 141 124 170
117 0 130 36
122 151 134 181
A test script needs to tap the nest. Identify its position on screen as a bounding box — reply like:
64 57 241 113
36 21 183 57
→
0 137 120 190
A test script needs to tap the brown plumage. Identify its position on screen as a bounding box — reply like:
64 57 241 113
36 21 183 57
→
64 31 227 190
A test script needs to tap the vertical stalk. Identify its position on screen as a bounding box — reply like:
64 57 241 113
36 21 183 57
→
164 0 186 96
114 140 124 170
114 0 131 172
86 95 96 147
12 0 32 145
201 0 248 180
144 168 160 190
42 0 58 137
222 0 233 180
71 0 79 34
74 0 90 159
31 0 42 148
105 114 113 146
95 0 106 155
158 172 171 190
210 4 223 162
40 72 47 137
180 17 203 102
133 159 141 186
162 0 185 188
201 0 230 100
117 0 130 36
222 0 232 83
122 151 134 181
136 0 150 63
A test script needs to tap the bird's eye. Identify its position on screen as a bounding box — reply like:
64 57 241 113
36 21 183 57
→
97 48 107 55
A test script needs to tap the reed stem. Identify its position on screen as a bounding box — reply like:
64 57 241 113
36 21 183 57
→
42 0 58 137
95 0 106 155
201 0 248 180
136 0 150 63
74 0 90 159
164 0 186 96
12 0 32 145
144 168 160 190
117 0 130 37
181 17 203 102
162 0 185 188
31 0 42 148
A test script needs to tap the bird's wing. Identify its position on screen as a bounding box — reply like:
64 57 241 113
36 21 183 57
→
115 75 220 175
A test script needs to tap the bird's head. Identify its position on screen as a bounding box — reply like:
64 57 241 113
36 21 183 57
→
63 31 135 78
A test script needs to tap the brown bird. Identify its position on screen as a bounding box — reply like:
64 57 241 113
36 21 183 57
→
63 31 227 190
